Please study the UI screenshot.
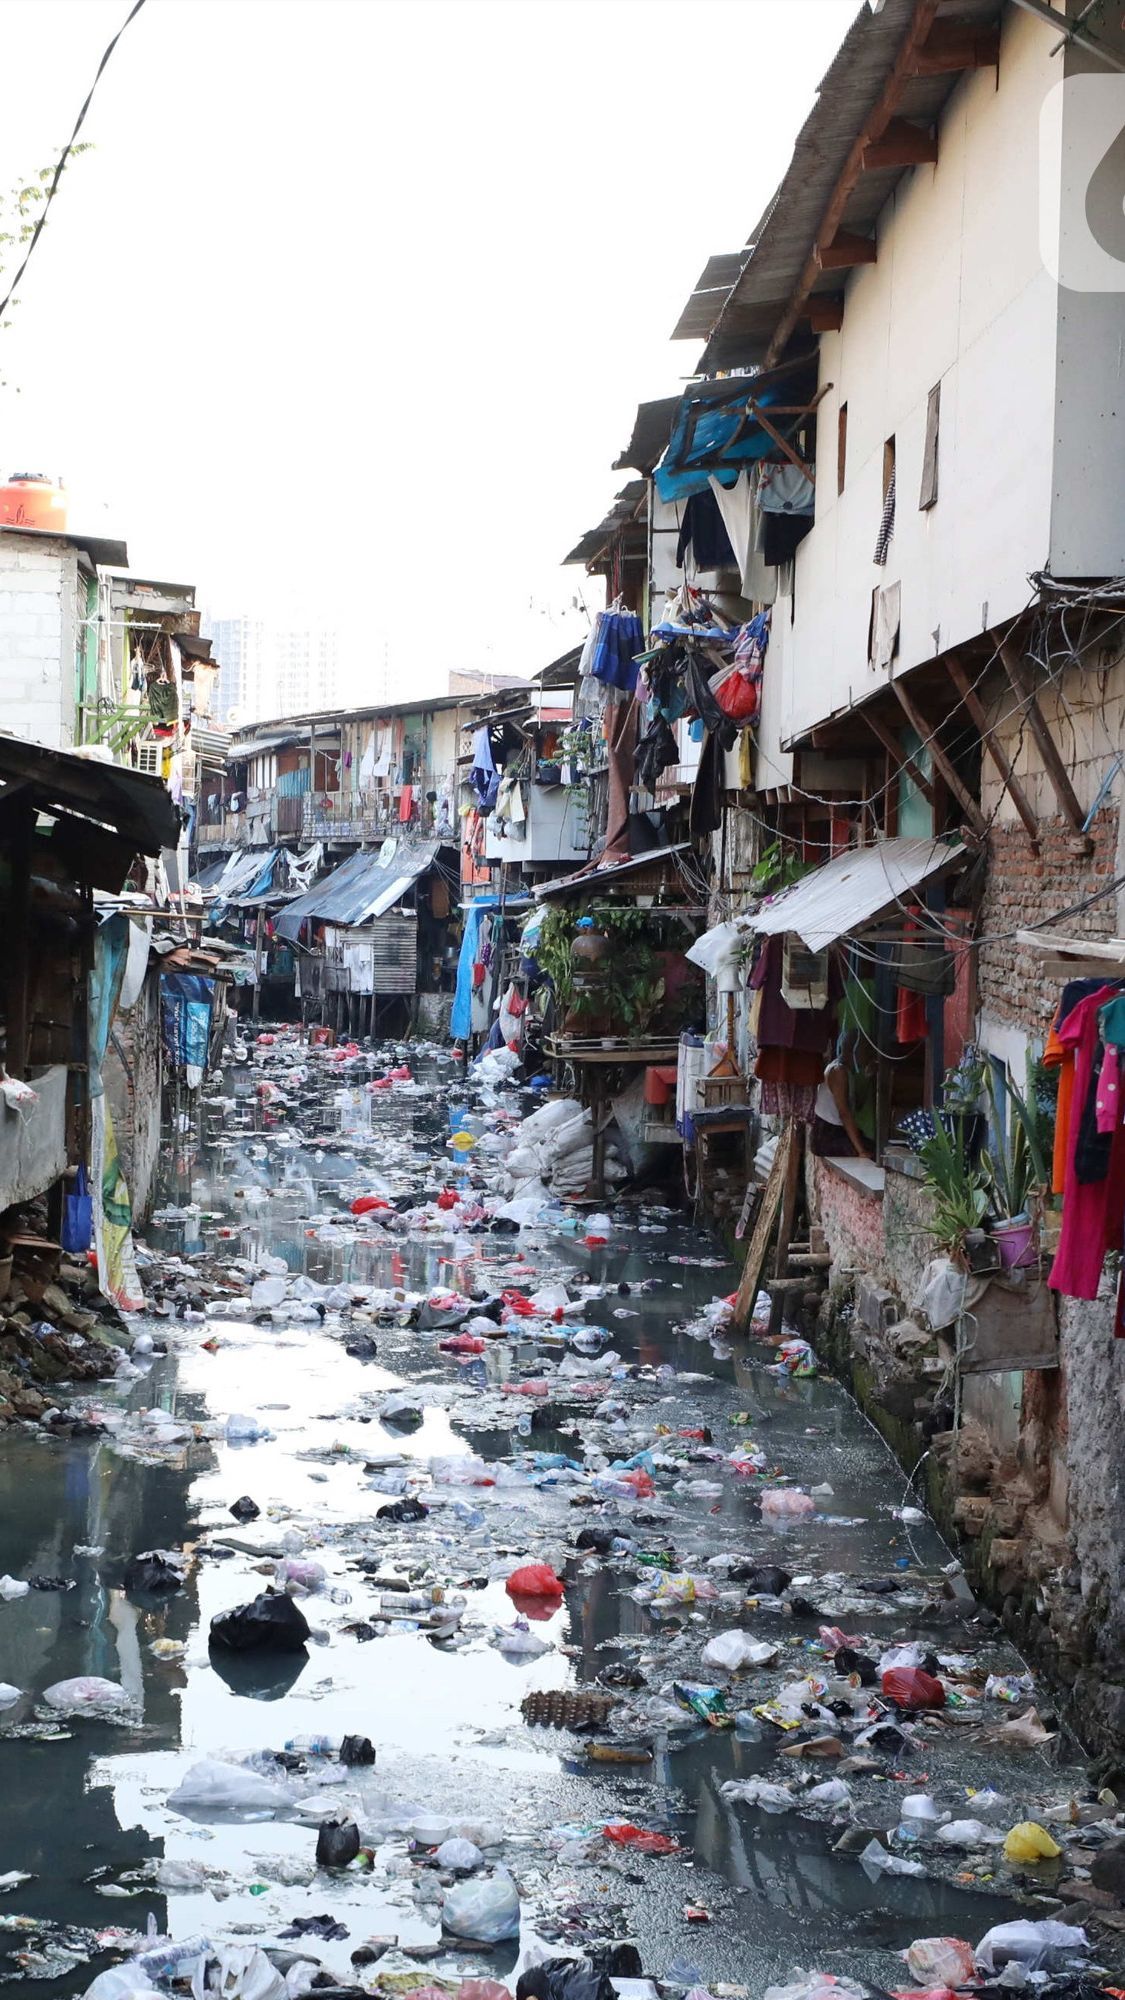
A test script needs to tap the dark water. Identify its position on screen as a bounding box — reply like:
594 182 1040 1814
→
0 1040 1084 1994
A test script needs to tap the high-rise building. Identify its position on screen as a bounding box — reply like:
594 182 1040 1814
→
202 615 341 724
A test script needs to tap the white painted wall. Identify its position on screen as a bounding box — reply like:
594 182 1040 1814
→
484 782 587 865
769 6 1061 752
0 533 79 749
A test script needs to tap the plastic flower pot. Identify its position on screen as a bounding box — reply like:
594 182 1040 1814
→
992 1216 1036 1269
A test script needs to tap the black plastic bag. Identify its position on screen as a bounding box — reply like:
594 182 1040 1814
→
339 1734 376 1766
209 1589 310 1654
125 1551 186 1596
517 1959 617 2000
378 1498 428 1523
230 1496 261 1521
729 1562 791 1595
316 1817 360 1867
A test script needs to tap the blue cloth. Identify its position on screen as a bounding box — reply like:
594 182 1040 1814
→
469 727 499 813
590 609 644 694
161 971 215 1072
451 903 487 1040
89 916 131 1098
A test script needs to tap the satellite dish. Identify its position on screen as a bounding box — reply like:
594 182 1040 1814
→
377 836 398 867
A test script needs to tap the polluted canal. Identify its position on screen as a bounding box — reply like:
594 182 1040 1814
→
0 1030 1114 1999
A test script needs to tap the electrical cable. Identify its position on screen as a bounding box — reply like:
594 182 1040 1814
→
0 0 148 325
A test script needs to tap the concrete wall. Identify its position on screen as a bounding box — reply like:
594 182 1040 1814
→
0 1064 68 1212
766 6 1061 753
484 783 587 865
0 534 79 750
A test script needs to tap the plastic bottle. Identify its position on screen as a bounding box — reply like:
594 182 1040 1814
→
284 1734 339 1757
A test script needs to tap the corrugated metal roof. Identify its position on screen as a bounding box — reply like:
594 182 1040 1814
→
274 839 440 940
534 842 691 902
744 837 966 951
679 0 1003 368
563 482 647 568
612 397 683 474
0 731 177 855
670 253 752 342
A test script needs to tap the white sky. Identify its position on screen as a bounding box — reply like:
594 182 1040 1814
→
0 0 854 704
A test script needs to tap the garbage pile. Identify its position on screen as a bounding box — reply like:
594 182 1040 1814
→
7 1027 1124 1999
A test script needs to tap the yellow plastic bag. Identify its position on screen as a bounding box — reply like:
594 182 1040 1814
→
1003 1820 1061 1862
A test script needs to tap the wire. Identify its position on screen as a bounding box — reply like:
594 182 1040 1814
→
0 0 148 325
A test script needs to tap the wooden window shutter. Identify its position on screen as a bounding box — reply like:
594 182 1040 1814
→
919 381 940 510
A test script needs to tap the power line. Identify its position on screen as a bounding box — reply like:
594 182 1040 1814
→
0 0 148 325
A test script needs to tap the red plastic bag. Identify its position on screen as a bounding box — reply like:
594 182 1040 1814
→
619 1469 655 1498
439 1334 487 1355
501 1290 536 1316
603 1823 680 1856
388 1065 412 1080
713 666 760 724
436 1190 459 1211
506 1563 564 1599
881 1667 945 1710
351 1195 391 1215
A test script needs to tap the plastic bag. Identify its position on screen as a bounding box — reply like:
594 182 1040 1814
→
974 1919 1087 1973
436 1836 483 1870
859 1838 926 1878
702 1631 779 1673
0 1575 29 1600
82 1970 156 2000
516 1964 615 2000
316 1817 360 1867
124 1550 186 1596
603 1822 680 1855
42 1676 131 1716
61 1165 93 1254
936 1819 1001 1848
720 1778 795 1813
195 1945 286 2000
442 1864 521 1942
761 1488 816 1518
493 1621 552 1659
506 1563 564 1599
209 1589 310 1653
1002 1820 1062 1862
166 1758 289 1817
882 1666 945 1710
903 1939 976 1986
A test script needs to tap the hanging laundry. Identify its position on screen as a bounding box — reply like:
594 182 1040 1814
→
757 462 815 515
1048 984 1125 1300
590 607 645 695
469 727 499 813
874 468 897 564
675 489 737 573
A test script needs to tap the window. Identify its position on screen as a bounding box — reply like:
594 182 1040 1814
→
837 402 848 495
875 435 896 564
919 381 941 510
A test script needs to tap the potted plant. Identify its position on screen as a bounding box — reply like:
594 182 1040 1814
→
980 1059 1052 1269
914 1113 991 1254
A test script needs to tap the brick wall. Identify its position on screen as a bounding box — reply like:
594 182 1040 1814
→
977 807 1119 1034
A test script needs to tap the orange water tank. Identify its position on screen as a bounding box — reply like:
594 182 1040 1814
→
0 474 67 533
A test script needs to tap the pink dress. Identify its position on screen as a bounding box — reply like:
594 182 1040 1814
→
1049 986 1122 1301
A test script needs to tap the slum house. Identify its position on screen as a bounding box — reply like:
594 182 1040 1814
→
197 696 470 1023
0 731 178 1301
563 0 1125 1754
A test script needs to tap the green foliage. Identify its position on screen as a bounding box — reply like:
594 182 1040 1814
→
916 1112 990 1251
534 901 667 1034
750 839 807 896
0 149 92 355
980 1054 1053 1222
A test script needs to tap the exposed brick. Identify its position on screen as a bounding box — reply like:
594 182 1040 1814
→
977 808 1119 1033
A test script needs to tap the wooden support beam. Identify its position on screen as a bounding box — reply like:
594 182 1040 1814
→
911 22 1001 75
818 230 878 270
946 652 1040 848
993 631 1093 848
862 118 939 170
764 0 941 366
804 297 845 332
745 398 815 482
864 710 936 805
890 678 988 837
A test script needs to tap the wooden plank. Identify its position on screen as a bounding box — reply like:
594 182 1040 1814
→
946 652 1040 846
864 710 936 804
764 0 941 366
890 678 988 837
805 297 845 332
745 399 815 482
862 118 939 170
911 22 1001 75
773 1122 803 1281
993 632 1091 844
818 230 878 269
730 1125 793 1330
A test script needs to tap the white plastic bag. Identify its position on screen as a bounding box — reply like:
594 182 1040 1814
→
166 1758 289 1817
904 1939 976 1986
436 1836 483 1871
199 1945 286 1999
859 1838 926 1878
0 1684 21 1707
42 1676 131 1716
442 1864 521 1941
720 1778 795 1812
702 1631 780 1673
82 1970 155 2000
974 1920 1088 1973
0 1575 29 1601
936 1818 1002 1848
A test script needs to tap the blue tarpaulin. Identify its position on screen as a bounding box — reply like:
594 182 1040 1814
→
450 893 531 1042
161 972 215 1075
654 364 815 503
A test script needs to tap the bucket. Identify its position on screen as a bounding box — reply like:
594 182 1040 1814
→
993 1217 1036 1270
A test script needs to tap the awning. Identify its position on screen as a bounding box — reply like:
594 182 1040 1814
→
274 838 441 941
199 848 278 901
534 843 690 902
653 356 820 504
0 730 178 855
742 837 967 952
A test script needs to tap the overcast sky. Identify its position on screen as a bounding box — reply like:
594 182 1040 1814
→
0 0 854 704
